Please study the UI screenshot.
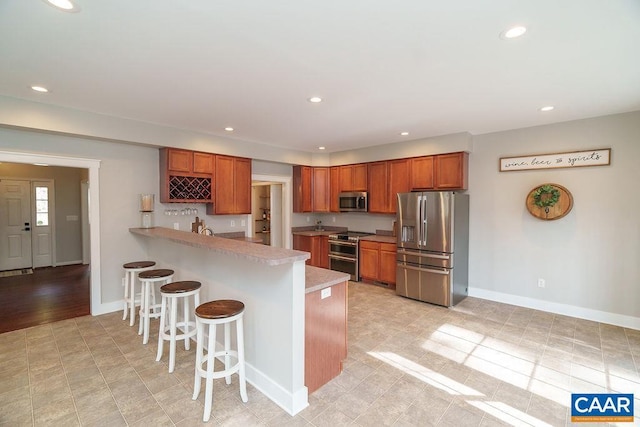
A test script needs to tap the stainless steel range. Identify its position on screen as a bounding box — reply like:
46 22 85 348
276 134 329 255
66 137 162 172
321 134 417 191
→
328 231 373 281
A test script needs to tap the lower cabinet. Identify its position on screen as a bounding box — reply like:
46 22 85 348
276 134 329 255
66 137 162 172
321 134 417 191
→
305 281 347 394
360 240 396 288
293 234 329 269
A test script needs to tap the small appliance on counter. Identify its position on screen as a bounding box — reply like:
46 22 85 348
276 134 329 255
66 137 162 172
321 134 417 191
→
328 231 373 281
396 191 469 307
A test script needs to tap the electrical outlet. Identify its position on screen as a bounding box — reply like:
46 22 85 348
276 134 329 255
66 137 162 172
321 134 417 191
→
173 222 179 230
321 287 331 299
230 220 235 227
538 278 546 288
306 216 310 222
241 219 246 226
332 216 336 223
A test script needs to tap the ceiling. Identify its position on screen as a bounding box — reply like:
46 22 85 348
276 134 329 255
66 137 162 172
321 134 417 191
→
1 1 639 153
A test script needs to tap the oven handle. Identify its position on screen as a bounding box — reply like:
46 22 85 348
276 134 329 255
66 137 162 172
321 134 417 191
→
329 240 358 248
329 254 357 263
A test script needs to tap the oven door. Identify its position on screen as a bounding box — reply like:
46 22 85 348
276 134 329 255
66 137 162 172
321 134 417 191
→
329 240 357 258
329 254 357 281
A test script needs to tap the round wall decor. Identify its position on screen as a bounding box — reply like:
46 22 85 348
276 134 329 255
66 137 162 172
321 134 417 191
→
526 183 573 220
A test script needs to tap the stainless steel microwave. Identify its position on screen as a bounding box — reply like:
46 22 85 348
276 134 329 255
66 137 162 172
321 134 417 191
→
339 192 368 212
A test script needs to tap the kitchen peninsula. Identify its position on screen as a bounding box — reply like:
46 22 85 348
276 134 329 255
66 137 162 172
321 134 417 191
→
129 227 349 415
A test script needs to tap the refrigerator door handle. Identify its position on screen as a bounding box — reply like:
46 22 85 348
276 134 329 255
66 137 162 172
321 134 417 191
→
422 195 427 247
397 264 450 275
417 194 423 246
396 249 450 260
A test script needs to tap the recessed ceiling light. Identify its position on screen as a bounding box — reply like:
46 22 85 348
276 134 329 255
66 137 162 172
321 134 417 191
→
540 105 555 112
33 163 49 167
31 86 49 93
42 0 81 12
318 146 326 150
224 127 234 132
400 131 409 136
500 25 527 40
308 97 322 103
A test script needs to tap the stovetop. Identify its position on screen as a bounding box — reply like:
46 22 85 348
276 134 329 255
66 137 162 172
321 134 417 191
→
328 231 374 241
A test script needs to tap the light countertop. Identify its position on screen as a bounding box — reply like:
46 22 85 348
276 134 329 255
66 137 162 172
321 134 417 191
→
305 266 350 293
360 235 396 244
130 227 309 266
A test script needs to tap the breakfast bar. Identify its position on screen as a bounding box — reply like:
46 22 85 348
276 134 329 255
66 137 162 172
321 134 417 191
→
129 227 349 415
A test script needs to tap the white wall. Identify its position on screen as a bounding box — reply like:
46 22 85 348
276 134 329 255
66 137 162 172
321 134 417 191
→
468 111 640 327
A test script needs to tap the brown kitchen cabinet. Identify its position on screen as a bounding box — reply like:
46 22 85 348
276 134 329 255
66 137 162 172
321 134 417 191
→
330 166 340 212
293 234 329 268
312 167 330 213
435 151 468 190
359 240 396 288
160 148 214 203
305 281 347 394
293 165 331 213
207 155 251 215
410 152 468 191
367 160 410 214
339 164 367 192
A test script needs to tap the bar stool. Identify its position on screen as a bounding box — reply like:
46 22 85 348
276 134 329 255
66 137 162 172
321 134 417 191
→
156 281 201 373
192 300 248 422
138 269 174 345
122 261 156 326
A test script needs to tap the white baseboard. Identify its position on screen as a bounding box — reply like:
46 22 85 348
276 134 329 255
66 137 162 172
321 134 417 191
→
92 300 123 316
54 260 84 267
469 288 640 330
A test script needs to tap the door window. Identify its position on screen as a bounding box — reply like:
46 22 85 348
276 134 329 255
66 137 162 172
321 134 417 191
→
35 186 49 226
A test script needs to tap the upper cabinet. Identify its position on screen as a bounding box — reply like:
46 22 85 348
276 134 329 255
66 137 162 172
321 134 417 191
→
293 166 330 213
434 152 468 190
339 164 367 192
293 151 467 214
208 155 251 215
368 159 410 214
160 148 214 203
410 152 468 191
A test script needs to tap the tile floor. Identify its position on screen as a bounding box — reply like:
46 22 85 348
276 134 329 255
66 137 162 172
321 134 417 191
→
1 282 639 426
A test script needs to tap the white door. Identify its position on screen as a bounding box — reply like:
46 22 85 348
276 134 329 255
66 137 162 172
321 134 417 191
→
31 181 54 268
0 179 32 271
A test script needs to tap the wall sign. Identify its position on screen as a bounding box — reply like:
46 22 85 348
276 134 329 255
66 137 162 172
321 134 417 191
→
500 148 610 172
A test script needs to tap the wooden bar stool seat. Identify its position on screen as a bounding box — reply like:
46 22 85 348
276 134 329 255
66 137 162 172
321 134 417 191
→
122 261 156 326
192 300 248 422
138 268 174 345
156 281 201 373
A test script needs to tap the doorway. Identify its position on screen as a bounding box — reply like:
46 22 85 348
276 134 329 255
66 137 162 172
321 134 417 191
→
0 150 102 315
251 174 292 249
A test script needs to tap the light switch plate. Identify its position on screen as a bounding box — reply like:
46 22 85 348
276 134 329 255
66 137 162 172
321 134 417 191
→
321 287 331 299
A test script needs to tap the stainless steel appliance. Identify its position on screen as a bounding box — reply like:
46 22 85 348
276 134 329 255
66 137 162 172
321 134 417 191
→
328 231 373 281
396 191 469 307
339 192 368 212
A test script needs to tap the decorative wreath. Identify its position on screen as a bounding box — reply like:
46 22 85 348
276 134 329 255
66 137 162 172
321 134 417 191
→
532 184 560 208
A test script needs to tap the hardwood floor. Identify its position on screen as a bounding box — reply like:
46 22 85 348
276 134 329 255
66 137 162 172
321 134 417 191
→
0 264 90 334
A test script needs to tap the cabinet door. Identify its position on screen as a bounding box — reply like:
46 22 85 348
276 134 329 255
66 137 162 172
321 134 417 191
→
352 164 368 191
167 148 193 173
193 152 214 174
410 156 434 190
293 166 312 213
330 167 340 212
359 241 379 281
339 165 353 192
379 243 397 287
435 152 468 190
388 159 410 214
367 162 389 213
214 155 235 214
234 157 252 214
312 167 330 212
311 235 329 268
293 234 312 265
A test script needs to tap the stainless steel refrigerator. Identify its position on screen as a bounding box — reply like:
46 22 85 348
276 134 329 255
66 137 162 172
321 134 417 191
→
396 191 469 307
